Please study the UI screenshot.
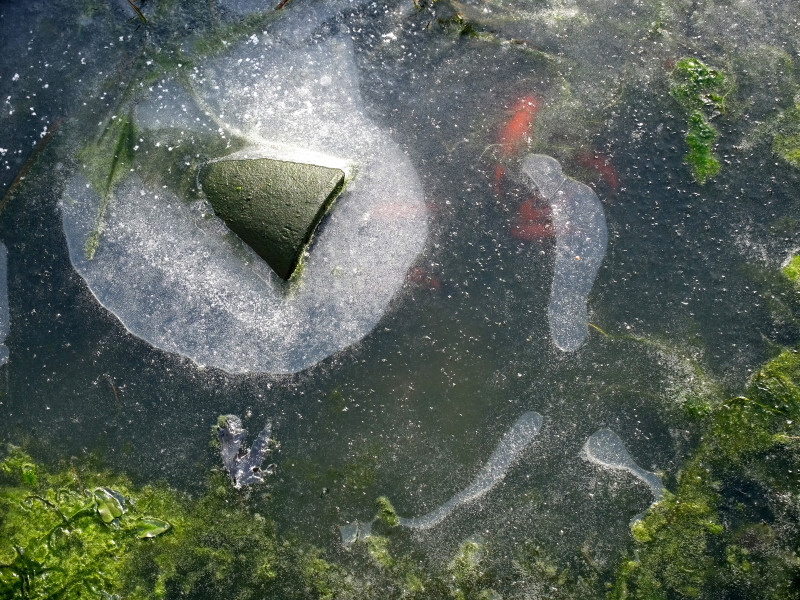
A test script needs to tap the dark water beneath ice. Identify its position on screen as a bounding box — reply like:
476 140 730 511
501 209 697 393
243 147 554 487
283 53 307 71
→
1 0 798 581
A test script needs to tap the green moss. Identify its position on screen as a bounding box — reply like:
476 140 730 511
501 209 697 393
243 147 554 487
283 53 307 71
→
668 58 730 183
0 446 171 600
609 346 800 598
670 58 729 114
783 254 800 285
375 495 399 528
365 534 396 569
771 105 800 168
449 540 490 598
685 111 720 183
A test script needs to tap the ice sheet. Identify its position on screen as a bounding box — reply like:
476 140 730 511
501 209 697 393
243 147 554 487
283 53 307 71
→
60 37 427 374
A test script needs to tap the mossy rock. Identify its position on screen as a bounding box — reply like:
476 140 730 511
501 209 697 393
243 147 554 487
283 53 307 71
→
199 157 345 280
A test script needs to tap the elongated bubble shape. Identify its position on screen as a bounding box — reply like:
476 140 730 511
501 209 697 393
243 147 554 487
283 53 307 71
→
340 411 542 546
0 243 8 366
521 155 608 352
398 411 543 530
583 428 665 519
60 36 427 374
216 415 273 489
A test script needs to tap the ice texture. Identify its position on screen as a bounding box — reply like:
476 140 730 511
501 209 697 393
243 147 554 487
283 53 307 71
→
397 411 543 530
521 155 608 352
216 414 273 489
0 243 7 365
583 428 665 518
60 36 427 374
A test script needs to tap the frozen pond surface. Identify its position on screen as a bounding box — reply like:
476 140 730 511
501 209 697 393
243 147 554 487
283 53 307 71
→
1 0 799 597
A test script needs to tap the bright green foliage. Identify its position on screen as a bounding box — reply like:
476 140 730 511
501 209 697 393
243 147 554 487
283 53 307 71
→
619 490 720 598
783 254 800 286
772 104 800 168
669 58 729 184
0 446 171 600
685 112 720 184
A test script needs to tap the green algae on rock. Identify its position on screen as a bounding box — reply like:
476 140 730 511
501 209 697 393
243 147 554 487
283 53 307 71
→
199 157 345 280
685 111 721 184
669 58 728 115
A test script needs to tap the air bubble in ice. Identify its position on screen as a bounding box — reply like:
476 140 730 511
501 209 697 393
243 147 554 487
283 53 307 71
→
521 154 608 352
583 428 665 519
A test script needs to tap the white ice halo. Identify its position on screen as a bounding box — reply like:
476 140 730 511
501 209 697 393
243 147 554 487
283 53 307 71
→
59 36 428 374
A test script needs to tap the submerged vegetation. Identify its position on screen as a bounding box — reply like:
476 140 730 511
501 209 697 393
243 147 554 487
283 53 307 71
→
668 58 730 184
3 335 799 598
76 113 137 260
610 348 800 599
772 104 800 170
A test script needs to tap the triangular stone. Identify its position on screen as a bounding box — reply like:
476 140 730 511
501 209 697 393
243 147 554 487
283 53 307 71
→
199 157 345 280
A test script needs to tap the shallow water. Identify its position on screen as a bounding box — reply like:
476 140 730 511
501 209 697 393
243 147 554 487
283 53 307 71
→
1 0 799 597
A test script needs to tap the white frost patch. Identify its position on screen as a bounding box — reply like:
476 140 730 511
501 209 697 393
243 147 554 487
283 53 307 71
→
521 154 607 352
60 37 427 374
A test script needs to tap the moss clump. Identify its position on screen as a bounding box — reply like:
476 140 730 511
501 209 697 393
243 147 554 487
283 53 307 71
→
669 58 730 184
771 104 800 168
783 254 800 286
375 495 399 528
670 58 728 114
610 347 800 599
364 534 396 569
685 111 720 183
